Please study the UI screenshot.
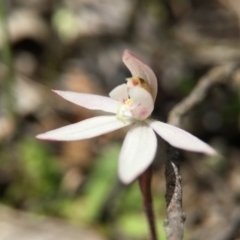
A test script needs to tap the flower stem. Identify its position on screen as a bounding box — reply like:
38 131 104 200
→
138 167 158 240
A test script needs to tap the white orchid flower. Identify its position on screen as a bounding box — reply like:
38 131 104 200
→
37 50 217 184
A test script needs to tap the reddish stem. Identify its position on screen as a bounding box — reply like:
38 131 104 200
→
138 167 158 240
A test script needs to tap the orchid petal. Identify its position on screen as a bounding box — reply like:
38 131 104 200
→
109 84 128 101
129 86 154 120
36 116 132 141
53 90 118 114
119 122 157 184
148 120 217 156
122 50 158 101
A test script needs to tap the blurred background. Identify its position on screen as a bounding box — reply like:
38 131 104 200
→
1 0 240 239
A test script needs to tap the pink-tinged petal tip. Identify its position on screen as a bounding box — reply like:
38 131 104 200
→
122 50 158 101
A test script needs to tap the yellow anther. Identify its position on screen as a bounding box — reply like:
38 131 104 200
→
124 98 133 105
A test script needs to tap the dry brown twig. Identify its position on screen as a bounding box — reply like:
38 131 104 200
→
164 63 239 240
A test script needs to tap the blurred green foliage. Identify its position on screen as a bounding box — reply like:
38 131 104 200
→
3 138 62 209
0 141 166 239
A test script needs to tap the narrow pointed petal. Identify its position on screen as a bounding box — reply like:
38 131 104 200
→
122 50 158 101
53 90 118 114
109 84 128 101
36 116 132 141
148 120 217 156
129 86 154 120
119 122 157 184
